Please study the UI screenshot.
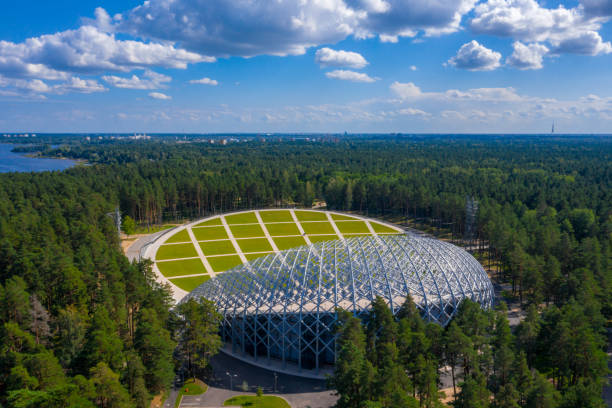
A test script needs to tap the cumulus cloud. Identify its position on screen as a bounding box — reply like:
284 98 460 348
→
506 42 549 69
470 0 612 56
149 92 171 100
447 40 502 71
116 0 477 57
0 75 106 97
0 25 210 78
390 81 525 103
189 77 219 85
315 48 368 69
103 70 171 89
325 70 378 82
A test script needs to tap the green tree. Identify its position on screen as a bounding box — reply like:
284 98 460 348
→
176 298 222 379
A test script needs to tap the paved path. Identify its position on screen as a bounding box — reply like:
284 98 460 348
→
125 229 173 262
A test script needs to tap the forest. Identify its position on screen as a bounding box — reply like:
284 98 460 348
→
0 134 610 407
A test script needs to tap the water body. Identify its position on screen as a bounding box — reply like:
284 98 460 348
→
0 143 77 173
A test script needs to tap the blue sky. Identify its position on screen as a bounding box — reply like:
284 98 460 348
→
0 0 611 133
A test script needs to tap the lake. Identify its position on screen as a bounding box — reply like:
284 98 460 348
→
0 143 77 173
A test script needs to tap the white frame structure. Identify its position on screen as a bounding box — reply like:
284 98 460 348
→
182 234 494 375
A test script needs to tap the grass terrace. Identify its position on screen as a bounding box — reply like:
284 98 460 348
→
152 210 403 293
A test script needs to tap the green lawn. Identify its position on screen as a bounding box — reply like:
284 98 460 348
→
259 210 293 222
192 225 229 241
344 233 372 239
200 240 236 256
224 395 290 408
175 379 208 408
169 275 210 292
245 252 274 261
264 222 301 236
335 221 370 234
308 235 339 243
300 221 336 235
193 218 222 227
164 229 191 243
330 213 359 221
156 243 198 260
273 236 308 250
225 212 258 224
208 255 244 272
157 258 206 277
230 224 266 238
237 238 273 253
370 222 401 233
294 210 327 221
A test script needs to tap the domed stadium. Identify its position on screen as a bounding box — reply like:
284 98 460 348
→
183 233 494 375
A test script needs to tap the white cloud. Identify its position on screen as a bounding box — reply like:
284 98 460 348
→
0 74 106 97
315 48 368 69
0 25 210 78
470 0 612 56
390 82 423 99
506 42 549 69
103 70 171 89
409 65 417 71
325 70 378 82
116 0 477 57
55 77 107 94
189 77 219 86
149 91 171 100
447 40 502 71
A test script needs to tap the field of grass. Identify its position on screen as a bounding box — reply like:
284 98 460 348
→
225 212 258 224
154 210 403 289
245 252 274 261
192 225 229 241
164 229 191 243
370 222 401 233
300 221 335 234
169 275 210 291
308 235 339 243
134 223 178 235
157 258 206 277
237 238 273 253
294 210 327 221
224 395 290 408
193 218 222 227
335 221 370 234
156 243 198 260
273 236 307 250
200 240 236 256
259 210 293 222
230 224 265 238
208 255 243 272
264 222 301 236
330 213 358 221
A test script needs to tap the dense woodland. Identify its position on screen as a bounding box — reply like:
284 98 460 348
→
0 135 610 407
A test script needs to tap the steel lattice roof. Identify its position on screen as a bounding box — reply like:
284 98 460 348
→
182 233 494 374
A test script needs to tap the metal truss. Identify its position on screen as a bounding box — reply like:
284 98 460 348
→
183 233 494 374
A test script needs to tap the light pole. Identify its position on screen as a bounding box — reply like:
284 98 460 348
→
226 372 237 390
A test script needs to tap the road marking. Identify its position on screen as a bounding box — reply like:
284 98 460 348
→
186 227 216 276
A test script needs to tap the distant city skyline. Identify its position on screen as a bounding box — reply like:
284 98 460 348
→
1 0 611 133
